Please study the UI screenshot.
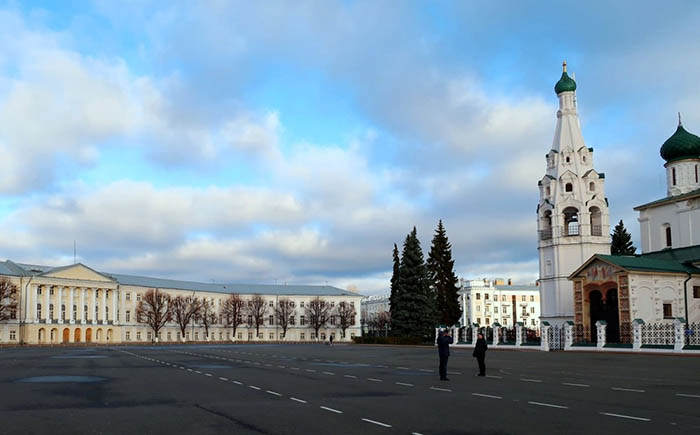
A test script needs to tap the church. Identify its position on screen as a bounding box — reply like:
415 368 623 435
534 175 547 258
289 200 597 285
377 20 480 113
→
538 63 700 343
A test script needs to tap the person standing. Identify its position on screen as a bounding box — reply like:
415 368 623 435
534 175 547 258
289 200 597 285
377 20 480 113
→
329 334 334 346
473 332 488 376
437 329 453 381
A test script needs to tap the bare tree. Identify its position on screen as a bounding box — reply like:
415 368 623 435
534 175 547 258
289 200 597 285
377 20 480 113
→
197 298 218 340
222 293 245 340
375 311 391 336
245 294 268 339
0 278 18 322
136 288 172 342
171 295 202 341
275 298 295 339
335 301 357 339
305 297 331 340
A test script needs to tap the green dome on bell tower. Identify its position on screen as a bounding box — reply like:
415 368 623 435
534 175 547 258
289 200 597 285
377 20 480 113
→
660 114 700 162
554 61 577 94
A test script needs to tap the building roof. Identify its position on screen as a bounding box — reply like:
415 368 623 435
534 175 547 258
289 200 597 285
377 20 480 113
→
0 260 358 297
659 122 700 163
633 187 700 210
554 63 577 94
460 283 538 292
569 247 700 278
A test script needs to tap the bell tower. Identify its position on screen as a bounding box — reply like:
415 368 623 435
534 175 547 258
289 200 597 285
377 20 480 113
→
537 62 611 325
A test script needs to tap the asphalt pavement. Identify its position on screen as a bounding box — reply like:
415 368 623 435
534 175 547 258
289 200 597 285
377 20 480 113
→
0 343 698 434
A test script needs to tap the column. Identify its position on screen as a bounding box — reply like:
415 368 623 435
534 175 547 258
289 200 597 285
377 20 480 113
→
101 289 107 323
68 287 75 324
79 288 86 324
91 288 97 324
596 320 607 349
119 288 125 325
44 285 50 323
29 284 36 322
111 288 118 325
57 286 64 324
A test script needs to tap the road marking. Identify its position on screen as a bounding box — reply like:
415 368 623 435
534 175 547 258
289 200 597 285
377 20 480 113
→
611 387 645 393
447 371 462 375
290 397 307 404
361 418 392 428
232 381 242 385
320 406 343 414
368 378 383 382
377 365 388 368
277 365 286 368
344 375 357 379
419 369 432 372
249 385 261 390
528 401 568 409
187 369 193 372
676 393 700 398
219 377 228 381
600 412 650 422
430 387 451 392
562 382 590 387
205 373 212 377
520 378 543 383
291 367 300 370
486 375 503 379
305 369 316 373
322 371 335 375
397 366 410 370
412 433 425 435
194 371 202 374
472 393 502 399
396 382 414 387
266 390 282 397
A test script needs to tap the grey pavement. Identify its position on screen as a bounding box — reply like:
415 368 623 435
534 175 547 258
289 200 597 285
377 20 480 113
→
0 344 698 434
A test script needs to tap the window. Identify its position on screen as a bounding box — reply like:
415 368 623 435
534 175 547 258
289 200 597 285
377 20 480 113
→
476 305 481 312
37 303 42 319
331 302 335 307
300 302 304 308
531 307 535 314
125 331 131 341
290 316 296 325
186 332 190 340
663 303 673 319
269 315 274 325
672 167 677 186
136 293 142 301
522 295 526 302
10 330 16 340
37 288 42 295
321 333 326 340
95 289 99 297
665 225 672 248
126 292 131 301
502 295 506 302
694 286 700 298
330 316 336 325
475 293 480 300
257 333 263 339
73 305 77 319
565 183 573 192
485 318 490 325
300 315 306 325
589 181 595 191
476 318 481 325
269 333 274 340
10 308 16 320
50 288 54 296
49 304 54 319
530 295 535 302
147 331 152 341
158 332 162 340
546 186 551 196
565 156 570 163
485 294 489 300
269 300 274 307
494 306 498 314
247 315 252 324
531 319 536 326
177 332 181 341
126 311 131 322
291 301 295 308
167 332 172 341
237 332 242 339
137 331 142 340
248 332 253 340
300 333 305 340
61 304 65 320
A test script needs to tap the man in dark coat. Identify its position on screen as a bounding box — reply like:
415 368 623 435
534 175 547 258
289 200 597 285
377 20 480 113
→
436 329 453 381
473 332 488 376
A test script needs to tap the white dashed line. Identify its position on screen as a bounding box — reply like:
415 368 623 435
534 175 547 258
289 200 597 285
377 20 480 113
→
368 378 383 382
344 375 357 379
397 366 410 370
322 371 335 375
447 371 461 375
305 369 316 373
611 387 645 393
472 393 502 399
361 418 392 428
528 401 568 409
320 406 343 414
277 365 286 369
430 387 451 392
219 377 228 381
205 373 212 377
194 371 202 374
249 385 261 391
520 378 543 383
291 367 300 370
396 382 414 387
676 393 700 398
486 375 503 379
290 397 307 404
562 382 589 387
266 390 282 397
187 369 193 372
600 412 650 422
419 369 432 372
232 381 242 385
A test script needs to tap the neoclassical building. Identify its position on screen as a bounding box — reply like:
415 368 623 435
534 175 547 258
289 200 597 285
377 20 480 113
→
459 279 541 328
568 118 700 342
0 261 362 345
537 62 611 325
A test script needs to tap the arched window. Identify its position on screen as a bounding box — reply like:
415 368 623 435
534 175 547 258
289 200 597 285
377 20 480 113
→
540 210 553 240
565 183 573 192
582 156 587 163
672 167 677 186
589 206 602 236
589 181 595 191
565 156 570 163
546 186 551 196
664 225 672 248
563 207 579 236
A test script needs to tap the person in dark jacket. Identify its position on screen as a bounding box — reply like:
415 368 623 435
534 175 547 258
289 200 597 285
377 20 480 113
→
437 329 453 381
473 332 488 376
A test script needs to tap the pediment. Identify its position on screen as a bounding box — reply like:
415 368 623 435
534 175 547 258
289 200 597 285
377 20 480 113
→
558 170 577 180
40 263 115 283
570 258 622 282
582 169 599 179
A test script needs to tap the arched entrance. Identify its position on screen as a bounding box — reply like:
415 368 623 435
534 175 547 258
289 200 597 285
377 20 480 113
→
85 328 92 343
50 328 58 344
38 328 46 343
74 328 81 343
96 329 103 342
589 290 603 341
588 287 620 343
62 328 70 344
106 329 112 342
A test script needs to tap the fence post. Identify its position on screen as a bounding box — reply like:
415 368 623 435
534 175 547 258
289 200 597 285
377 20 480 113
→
515 322 523 347
492 323 500 347
564 321 574 350
674 318 685 352
595 320 607 349
541 321 550 352
632 318 644 351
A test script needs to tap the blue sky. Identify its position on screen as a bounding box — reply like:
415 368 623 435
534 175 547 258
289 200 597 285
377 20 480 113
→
0 1 698 294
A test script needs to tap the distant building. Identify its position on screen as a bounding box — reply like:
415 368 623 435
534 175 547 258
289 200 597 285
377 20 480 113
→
360 294 390 335
459 279 541 328
0 261 362 345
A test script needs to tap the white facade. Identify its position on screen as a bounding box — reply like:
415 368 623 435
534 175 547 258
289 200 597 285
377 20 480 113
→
360 294 390 334
537 63 611 325
637 197 700 253
459 279 541 328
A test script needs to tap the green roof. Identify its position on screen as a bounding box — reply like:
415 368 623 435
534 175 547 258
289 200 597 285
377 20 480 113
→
634 188 700 210
596 254 700 274
641 244 700 263
659 124 700 163
555 70 576 94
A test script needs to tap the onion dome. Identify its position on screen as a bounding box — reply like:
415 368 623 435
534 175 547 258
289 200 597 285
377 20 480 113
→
660 114 700 162
554 61 577 94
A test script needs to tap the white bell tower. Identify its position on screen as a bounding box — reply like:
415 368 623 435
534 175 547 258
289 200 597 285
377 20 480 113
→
537 62 611 325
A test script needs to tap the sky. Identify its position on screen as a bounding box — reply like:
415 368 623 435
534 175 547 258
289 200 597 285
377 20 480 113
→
1 1 699 295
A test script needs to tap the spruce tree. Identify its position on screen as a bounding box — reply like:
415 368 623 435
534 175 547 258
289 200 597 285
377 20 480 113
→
389 243 401 334
394 227 434 339
611 219 636 255
427 220 462 327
